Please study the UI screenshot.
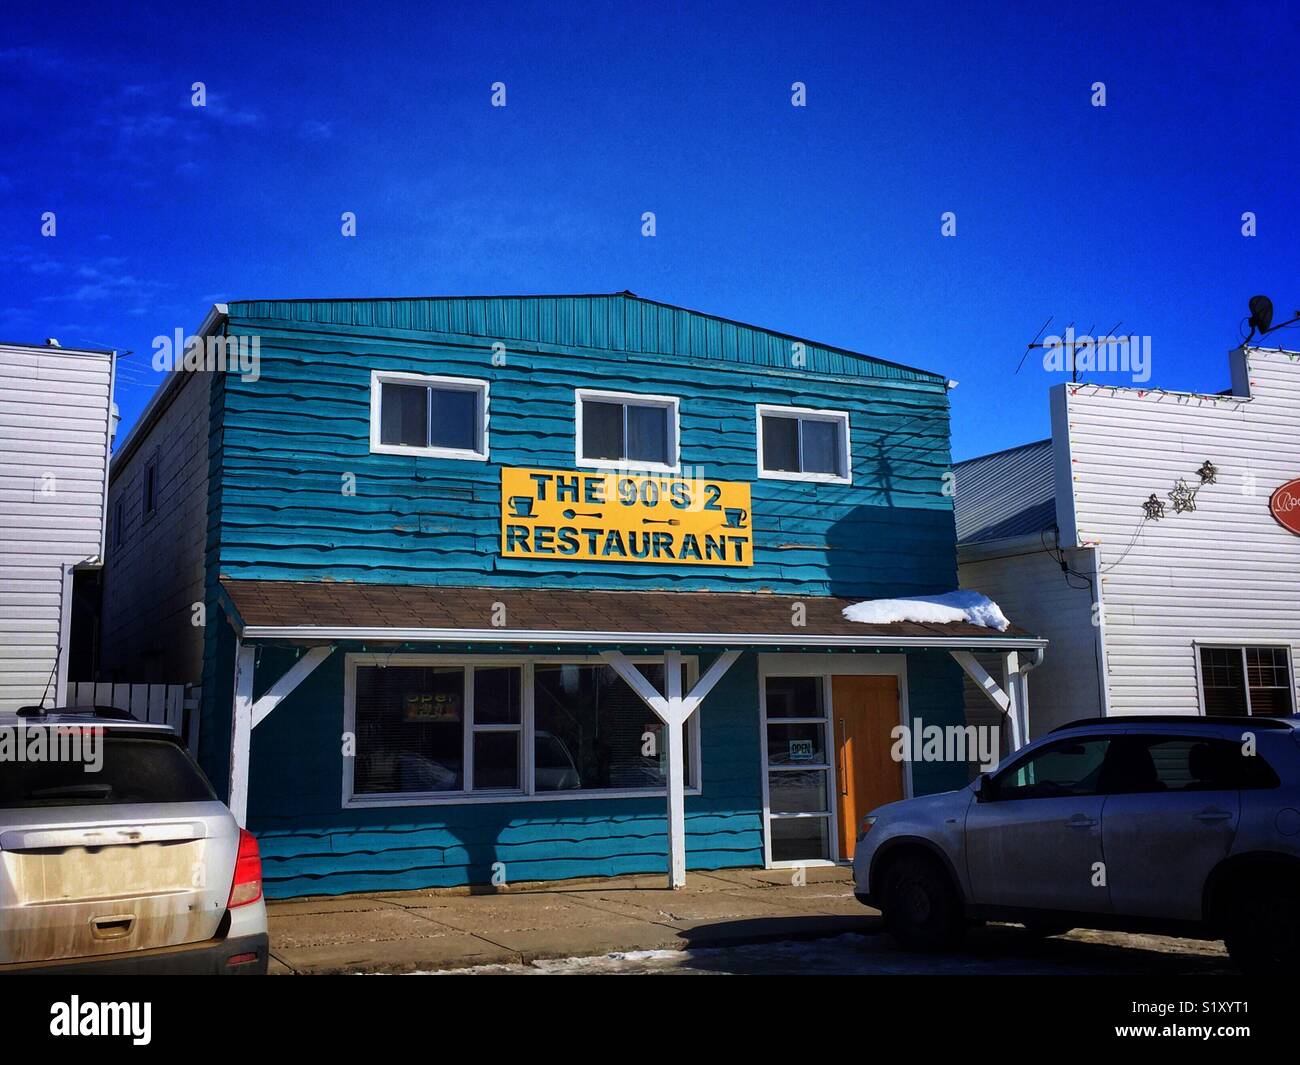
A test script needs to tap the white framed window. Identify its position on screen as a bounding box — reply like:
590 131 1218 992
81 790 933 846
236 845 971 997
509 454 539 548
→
343 654 701 807
369 370 489 460
755 404 851 484
575 389 679 471
1195 642 1295 716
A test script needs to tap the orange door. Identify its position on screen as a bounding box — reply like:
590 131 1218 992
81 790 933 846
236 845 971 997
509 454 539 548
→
832 675 905 860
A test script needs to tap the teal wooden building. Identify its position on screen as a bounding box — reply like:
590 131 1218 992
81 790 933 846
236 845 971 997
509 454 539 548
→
101 293 1044 898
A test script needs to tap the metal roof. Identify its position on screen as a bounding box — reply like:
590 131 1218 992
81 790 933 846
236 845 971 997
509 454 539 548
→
226 292 948 384
953 438 1056 545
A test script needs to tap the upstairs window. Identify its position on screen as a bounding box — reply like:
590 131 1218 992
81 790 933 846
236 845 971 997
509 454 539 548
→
1198 645 1295 716
575 389 679 471
756 405 851 483
112 498 125 548
370 371 489 460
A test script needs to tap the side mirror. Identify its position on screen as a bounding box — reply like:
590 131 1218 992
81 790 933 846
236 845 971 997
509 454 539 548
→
974 773 993 803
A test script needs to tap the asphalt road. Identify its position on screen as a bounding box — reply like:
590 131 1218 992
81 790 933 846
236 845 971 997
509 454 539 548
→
426 923 1238 975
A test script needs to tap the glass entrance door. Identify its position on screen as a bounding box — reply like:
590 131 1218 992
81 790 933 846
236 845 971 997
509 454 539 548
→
763 675 833 862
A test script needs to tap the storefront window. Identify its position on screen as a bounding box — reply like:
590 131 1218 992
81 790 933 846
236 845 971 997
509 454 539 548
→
472 667 522 791
348 657 696 802
533 663 691 791
353 666 465 794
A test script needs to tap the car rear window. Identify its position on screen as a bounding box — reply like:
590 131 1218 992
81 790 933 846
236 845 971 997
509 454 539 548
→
1102 734 1281 793
0 731 216 809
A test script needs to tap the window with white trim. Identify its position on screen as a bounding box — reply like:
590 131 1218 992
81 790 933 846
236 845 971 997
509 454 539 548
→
1198 645 1295 716
347 656 696 804
370 371 488 460
756 405 850 483
575 389 678 470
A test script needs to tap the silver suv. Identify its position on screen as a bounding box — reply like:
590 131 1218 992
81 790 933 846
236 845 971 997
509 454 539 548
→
853 715 1300 973
0 707 268 974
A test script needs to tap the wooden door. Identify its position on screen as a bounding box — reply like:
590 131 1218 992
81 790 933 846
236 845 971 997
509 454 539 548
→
832 675 905 860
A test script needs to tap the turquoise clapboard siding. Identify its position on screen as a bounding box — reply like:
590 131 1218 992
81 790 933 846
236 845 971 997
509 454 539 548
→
215 294 957 596
191 295 969 895
900 651 973 795
244 646 765 897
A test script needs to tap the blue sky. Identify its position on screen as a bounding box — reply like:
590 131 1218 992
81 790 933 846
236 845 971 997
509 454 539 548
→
2 1 1296 459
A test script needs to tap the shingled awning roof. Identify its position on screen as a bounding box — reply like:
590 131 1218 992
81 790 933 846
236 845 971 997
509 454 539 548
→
220 578 1044 649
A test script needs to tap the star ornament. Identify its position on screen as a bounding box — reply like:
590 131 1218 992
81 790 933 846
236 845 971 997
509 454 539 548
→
1197 459 1218 485
1169 479 1198 513
1142 493 1166 520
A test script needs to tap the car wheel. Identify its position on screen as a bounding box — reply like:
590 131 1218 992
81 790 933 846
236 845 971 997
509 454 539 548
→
1021 921 1073 939
880 853 965 951
1223 875 1300 975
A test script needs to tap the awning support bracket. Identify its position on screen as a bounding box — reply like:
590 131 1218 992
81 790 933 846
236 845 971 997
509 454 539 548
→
229 645 334 828
601 648 741 889
950 648 1042 754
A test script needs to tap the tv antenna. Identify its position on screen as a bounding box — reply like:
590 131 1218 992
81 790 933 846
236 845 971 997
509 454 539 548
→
1015 316 1124 383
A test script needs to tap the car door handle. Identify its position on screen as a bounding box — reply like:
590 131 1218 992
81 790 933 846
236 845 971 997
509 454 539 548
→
1066 815 1098 829
1194 809 1233 823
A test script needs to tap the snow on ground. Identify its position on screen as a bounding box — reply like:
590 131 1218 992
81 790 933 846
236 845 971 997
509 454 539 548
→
410 929 1231 976
842 590 1010 631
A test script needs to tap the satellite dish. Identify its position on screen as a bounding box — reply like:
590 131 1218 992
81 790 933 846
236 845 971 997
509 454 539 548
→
1249 294 1274 335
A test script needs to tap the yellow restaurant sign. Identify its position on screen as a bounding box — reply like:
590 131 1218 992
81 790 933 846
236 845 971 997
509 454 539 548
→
500 468 753 567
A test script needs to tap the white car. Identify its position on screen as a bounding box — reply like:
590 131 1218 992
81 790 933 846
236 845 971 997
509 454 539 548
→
0 706 268 974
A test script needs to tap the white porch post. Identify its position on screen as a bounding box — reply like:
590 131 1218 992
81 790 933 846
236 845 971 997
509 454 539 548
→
1003 650 1030 748
230 641 255 827
228 644 334 830
601 648 741 889
663 652 687 889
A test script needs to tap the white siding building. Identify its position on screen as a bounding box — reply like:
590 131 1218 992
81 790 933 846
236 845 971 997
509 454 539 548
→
0 341 116 711
955 345 1300 736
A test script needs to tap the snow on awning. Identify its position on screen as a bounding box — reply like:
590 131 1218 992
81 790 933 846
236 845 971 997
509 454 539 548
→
842 591 1011 632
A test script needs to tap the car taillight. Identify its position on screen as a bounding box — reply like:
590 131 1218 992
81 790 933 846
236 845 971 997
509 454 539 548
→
857 814 877 841
227 828 263 908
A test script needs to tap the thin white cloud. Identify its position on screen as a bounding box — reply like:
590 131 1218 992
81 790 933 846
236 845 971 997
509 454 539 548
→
202 91 265 128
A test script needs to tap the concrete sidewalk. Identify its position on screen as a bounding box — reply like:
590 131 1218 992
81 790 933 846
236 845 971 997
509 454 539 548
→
267 865 874 974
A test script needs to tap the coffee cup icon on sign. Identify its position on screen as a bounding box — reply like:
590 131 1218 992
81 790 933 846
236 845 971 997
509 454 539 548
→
508 496 535 519
723 508 748 530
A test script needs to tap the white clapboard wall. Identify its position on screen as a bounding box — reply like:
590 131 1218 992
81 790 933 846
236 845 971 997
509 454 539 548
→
65 682 201 752
0 343 115 712
1059 346 1300 714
